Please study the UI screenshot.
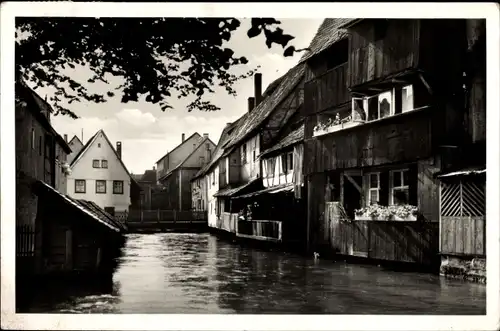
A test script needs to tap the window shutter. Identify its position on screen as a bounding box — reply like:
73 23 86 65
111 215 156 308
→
408 164 418 206
379 172 389 206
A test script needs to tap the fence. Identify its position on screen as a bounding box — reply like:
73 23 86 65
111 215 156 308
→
323 202 440 266
440 176 486 256
127 209 207 223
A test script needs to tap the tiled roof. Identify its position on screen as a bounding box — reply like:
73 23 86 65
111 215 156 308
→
223 63 305 153
299 18 356 64
260 124 304 158
35 181 125 233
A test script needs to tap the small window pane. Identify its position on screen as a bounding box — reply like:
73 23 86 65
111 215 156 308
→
393 171 402 187
370 190 379 205
101 160 108 168
113 180 123 194
393 188 409 205
367 96 378 121
93 160 100 168
352 98 367 121
379 91 392 119
96 180 106 193
288 153 294 171
75 180 86 193
402 170 409 186
369 174 379 188
402 85 414 112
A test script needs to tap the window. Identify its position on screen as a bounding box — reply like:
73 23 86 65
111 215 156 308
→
39 136 43 156
199 156 205 165
75 180 86 193
31 128 35 149
93 159 100 168
98 143 101 148
197 199 202 210
242 144 247 163
253 150 256 161
288 153 293 171
351 85 414 123
401 85 414 113
101 160 108 168
368 173 380 205
96 180 106 194
113 180 124 194
391 170 409 205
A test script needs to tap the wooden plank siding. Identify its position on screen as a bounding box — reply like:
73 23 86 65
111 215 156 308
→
304 106 434 175
348 19 420 87
324 203 439 265
304 63 349 115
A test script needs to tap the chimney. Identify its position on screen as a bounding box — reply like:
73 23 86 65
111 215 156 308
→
203 133 209 139
116 141 122 159
248 97 255 113
254 73 262 107
182 133 185 142
153 166 156 171
64 134 68 142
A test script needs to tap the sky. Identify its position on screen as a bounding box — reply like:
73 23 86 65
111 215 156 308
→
33 18 323 174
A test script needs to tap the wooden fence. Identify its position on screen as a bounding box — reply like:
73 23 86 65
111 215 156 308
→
440 177 486 256
127 209 207 223
323 202 440 266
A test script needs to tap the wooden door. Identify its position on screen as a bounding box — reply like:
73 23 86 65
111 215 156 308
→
343 172 368 257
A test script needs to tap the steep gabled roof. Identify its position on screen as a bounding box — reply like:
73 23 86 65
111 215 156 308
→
158 136 215 181
155 132 202 164
191 115 247 181
68 135 83 146
70 129 133 180
260 124 304 158
223 63 305 153
299 18 356 64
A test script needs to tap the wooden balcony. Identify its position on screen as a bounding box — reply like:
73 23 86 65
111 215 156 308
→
304 63 349 115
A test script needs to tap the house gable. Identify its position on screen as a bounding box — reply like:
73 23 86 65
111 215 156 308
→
70 130 131 181
156 133 204 178
67 135 84 164
181 138 216 168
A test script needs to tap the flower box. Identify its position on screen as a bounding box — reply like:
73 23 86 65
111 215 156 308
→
354 215 417 221
313 120 364 137
354 204 419 222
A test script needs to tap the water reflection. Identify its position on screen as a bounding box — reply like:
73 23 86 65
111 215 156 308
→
20 233 486 314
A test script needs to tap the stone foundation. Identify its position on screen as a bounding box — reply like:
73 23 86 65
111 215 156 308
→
440 255 486 283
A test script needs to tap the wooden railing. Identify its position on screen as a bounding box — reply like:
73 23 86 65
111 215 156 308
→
304 63 349 115
237 220 282 242
127 209 207 223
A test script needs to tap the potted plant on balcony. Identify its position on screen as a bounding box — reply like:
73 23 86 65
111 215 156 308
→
354 204 418 221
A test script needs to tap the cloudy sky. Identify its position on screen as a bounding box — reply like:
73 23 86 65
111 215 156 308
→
35 18 323 174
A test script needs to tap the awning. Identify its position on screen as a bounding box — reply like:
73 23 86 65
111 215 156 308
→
437 167 486 178
213 178 262 198
35 181 124 232
233 183 294 199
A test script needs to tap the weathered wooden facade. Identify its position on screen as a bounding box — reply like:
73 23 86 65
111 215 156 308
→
302 19 480 270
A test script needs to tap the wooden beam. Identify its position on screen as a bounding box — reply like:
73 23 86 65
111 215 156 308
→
419 73 433 95
344 173 362 193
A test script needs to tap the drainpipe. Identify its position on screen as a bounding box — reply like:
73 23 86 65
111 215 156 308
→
179 170 182 211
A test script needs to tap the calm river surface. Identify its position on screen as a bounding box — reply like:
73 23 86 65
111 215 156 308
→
22 233 486 314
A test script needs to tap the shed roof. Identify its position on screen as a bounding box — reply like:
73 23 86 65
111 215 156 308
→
260 124 304 158
299 18 356 64
213 178 263 198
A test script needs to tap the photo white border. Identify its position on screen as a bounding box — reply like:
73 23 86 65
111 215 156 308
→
1 2 499 330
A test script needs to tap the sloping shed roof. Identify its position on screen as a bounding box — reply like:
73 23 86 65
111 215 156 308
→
213 178 263 198
299 18 356 64
260 124 304 158
234 183 294 199
223 63 305 153
35 180 124 233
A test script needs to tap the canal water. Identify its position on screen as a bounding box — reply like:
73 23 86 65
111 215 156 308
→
21 233 486 314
